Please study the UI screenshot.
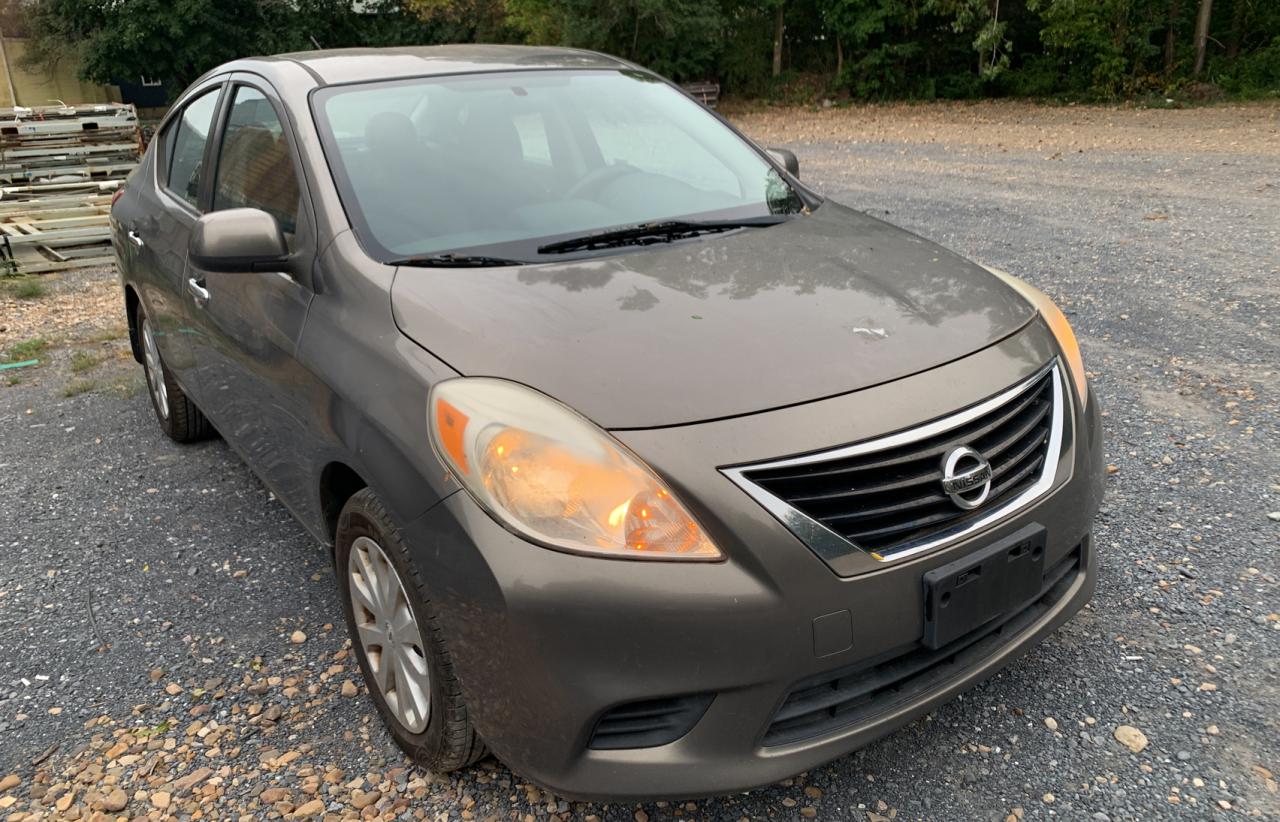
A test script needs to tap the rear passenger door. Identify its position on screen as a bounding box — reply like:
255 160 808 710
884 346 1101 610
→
125 77 226 385
182 76 320 517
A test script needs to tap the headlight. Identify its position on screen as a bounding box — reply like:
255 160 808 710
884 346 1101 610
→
428 378 721 560
983 265 1089 405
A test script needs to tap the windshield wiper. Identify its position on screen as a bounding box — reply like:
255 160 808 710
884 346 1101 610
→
536 216 789 255
388 253 527 268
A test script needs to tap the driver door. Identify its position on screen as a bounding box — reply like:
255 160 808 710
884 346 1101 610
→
182 76 321 520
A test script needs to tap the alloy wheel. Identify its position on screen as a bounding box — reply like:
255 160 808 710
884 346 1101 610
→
140 317 169 419
347 535 432 732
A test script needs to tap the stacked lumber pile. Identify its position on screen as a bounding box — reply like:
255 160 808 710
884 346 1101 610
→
682 81 721 109
0 102 142 275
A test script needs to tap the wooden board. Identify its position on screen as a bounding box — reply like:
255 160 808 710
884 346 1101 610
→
0 103 138 274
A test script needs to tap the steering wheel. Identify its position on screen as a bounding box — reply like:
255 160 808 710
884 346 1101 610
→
564 163 635 200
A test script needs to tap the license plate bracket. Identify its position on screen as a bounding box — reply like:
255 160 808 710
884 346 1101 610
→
922 524 1046 650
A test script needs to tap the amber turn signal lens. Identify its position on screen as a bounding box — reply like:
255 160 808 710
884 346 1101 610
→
984 265 1089 405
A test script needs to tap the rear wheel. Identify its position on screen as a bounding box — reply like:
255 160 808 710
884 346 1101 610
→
136 303 212 442
335 488 486 771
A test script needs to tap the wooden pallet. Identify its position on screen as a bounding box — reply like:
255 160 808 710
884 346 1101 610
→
682 81 721 109
0 192 115 274
0 103 139 275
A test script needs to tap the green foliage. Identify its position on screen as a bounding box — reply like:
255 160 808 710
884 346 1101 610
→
5 337 49 364
999 52 1066 96
22 0 456 95
62 378 98 397
13 279 47 299
25 0 276 91
1026 0 1162 96
69 349 106 373
718 3 774 95
818 0 928 98
1 276 47 299
508 0 724 81
1214 36 1280 96
405 0 519 41
929 0 1012 81
19 0 1280 101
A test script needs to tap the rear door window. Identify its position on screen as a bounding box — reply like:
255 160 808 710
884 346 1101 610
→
212 85 301 242
166 89 221 209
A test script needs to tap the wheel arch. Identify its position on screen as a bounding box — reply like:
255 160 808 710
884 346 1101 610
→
124 284 143 363
320 461 369 544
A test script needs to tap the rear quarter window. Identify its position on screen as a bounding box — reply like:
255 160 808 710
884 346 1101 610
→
166 89 221 208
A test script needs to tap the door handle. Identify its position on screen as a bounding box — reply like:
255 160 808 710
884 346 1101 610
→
127 230 144 248
187 277 210 308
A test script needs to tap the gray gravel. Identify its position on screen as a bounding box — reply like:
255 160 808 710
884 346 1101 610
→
1 123 1277 820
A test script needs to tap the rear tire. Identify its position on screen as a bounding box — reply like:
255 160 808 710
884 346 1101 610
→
335 488 487 771
136 302 213 443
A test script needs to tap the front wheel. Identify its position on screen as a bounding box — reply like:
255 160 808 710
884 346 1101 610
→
335 488 486 771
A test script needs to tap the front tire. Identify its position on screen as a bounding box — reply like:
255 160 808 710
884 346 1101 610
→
136 302 212 443
335 488 486 771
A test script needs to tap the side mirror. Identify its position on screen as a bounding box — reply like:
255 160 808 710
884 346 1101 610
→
766 147 800 178
189 208 288 273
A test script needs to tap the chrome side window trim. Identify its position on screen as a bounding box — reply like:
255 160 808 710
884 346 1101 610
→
721 361 1066 567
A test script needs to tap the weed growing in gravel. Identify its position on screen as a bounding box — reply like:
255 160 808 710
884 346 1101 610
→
133 719 171 738
5 337 48 363
70 350 106 373
88 324 128 344
62 379 98 398
8 279 48 299
109 376 145 399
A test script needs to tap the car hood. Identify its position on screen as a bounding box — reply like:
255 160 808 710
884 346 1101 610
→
390 202 1035 429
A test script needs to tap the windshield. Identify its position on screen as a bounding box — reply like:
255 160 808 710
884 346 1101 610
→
312 69 804 262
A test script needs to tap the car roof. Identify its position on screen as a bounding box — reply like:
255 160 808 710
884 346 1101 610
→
249 44 635 86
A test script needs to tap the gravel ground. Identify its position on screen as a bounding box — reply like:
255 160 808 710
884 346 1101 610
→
1 102 1277 821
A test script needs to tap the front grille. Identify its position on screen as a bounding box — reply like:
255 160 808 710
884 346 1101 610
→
763 542 1084 747
588 694 713 750
736 364 1061 560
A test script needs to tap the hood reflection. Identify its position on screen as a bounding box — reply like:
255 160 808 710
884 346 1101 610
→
391 202 1035 428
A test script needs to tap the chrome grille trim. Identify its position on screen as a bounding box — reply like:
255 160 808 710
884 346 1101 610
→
721 361 1066 566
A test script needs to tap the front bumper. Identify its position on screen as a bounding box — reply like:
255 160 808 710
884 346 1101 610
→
402 322 1105 800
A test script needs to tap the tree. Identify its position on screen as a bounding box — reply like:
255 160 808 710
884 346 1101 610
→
17 0 1280 103
21 0 446 97
929 0 1012 81
1164 0 1180 75
23 0 262 92
1224 0 1244 60
407 0 514 41
771 1 784 76
1027 0 1166 97
507 0 724 80
1192 0 1212 75
817 0 926 97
